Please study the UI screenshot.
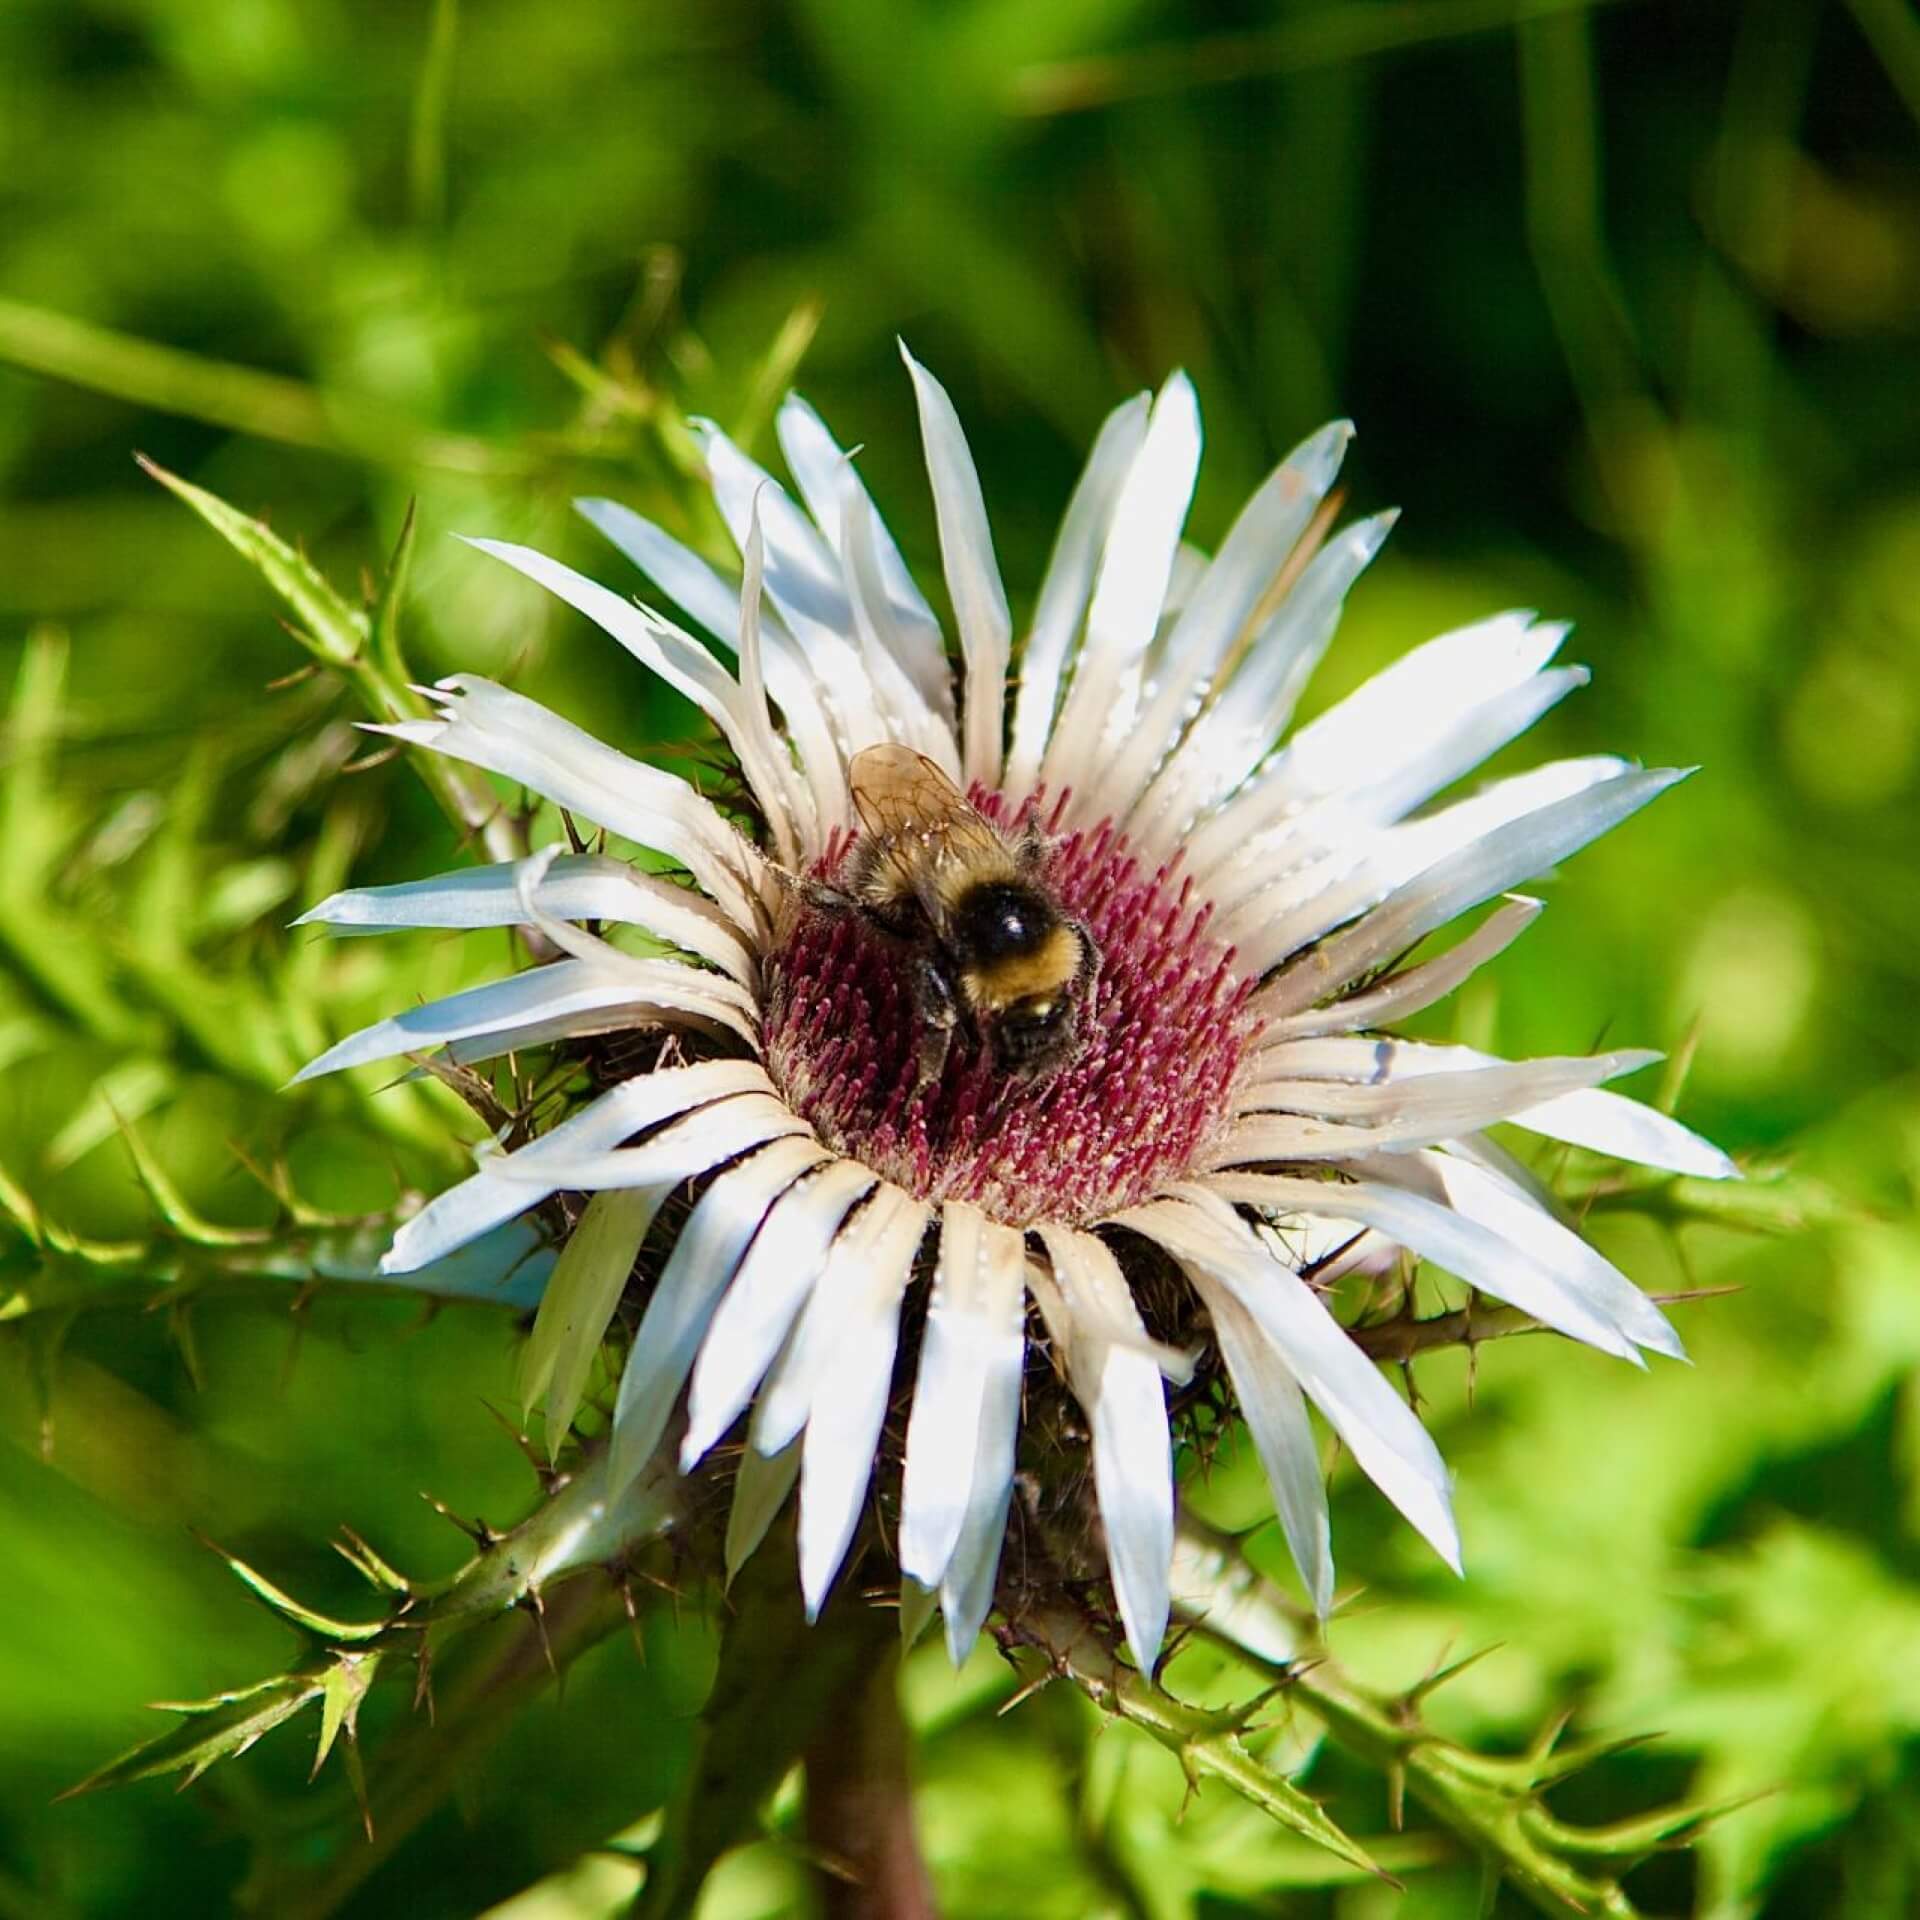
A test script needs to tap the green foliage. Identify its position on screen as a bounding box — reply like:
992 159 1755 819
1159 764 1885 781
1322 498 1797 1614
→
3 0 1918 1914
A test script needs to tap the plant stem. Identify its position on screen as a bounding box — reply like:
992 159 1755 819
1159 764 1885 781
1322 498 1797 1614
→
632 1530 919 1919
803 1641 940 1920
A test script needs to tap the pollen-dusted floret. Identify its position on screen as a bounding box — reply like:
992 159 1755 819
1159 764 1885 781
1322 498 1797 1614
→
763 793 1259 1226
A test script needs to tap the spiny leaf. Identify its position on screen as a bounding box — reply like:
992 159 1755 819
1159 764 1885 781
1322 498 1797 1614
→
1523 1788 1774 1859
136 456 366 668
1530 1730 1662 1790
0 1153 44 1251
312 1652 381 1780
0 633 150 1043
372 499 419 689
1009 1605 1389 1885
333 1527 415 1597
198 1534 388 1643
1403 1640 1504 1707
0 629 69 890
115 1116 272 1249
1580 1161 1852 1235
61 1669 331 1799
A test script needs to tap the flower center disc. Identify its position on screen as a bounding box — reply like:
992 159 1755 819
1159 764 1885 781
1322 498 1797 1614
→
763 798 1259 1226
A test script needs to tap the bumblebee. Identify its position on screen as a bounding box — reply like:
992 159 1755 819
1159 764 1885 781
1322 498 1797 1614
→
816 745 1099 1088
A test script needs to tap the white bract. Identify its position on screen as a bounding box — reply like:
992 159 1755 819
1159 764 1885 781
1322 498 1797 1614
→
295 348 1733 1671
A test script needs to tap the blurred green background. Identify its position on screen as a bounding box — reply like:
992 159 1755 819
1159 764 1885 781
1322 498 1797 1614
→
2 0 1918 1914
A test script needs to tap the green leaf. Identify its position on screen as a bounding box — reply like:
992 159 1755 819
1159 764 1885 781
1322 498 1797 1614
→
312 1651 380 1780
136 455 368 669
202 1536 390 1642
1011 1604 1389 1885
62 1668 332 1799
371 498 420 689
114 1116 273 1250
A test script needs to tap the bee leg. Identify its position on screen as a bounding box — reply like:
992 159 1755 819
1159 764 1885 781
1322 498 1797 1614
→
797 876 861 916
910 955 960 1090
1070 916 1101 1006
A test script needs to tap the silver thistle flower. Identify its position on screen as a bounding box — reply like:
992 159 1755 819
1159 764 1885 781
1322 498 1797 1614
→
293 350 1734 1672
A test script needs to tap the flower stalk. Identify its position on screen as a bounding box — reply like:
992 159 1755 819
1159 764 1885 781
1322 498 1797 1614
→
635 1518 935 1920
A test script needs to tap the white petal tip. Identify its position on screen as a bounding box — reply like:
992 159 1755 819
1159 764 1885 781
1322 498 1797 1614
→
1633 1309 1690 1363
1610 1049 1666 1078
897 1536 948 1592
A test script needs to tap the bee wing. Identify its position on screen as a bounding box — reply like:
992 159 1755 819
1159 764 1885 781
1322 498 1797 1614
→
848 744 1013 916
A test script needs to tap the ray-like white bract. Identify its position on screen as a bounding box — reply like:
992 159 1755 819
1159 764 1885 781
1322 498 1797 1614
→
296 347 1734 1671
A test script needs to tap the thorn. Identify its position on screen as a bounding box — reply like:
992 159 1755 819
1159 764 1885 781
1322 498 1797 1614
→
995 1662 1060 1718
521 1586 558 1681
274 615 335 656
1175 1746 1202 1820
1404 1641 1503 1710
1526 1707 1577 1766
1531 1728 1662 1789
279 1291 313 1393
265 661 323 692
1648 1281 1743 1308
1398 1356 1422 1416
1155 1616 1201 1677
479 1399 561 1488
332 1526 414 1599
1221 1680 1291 1738
344 1734 374 1843
1657 1017 1701 1115
1386 1757 1406 1831
619 1575 647 1661
168 1302 205 1392
413 1641 436 1724
419 1490 496 1548
341 743 404 776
